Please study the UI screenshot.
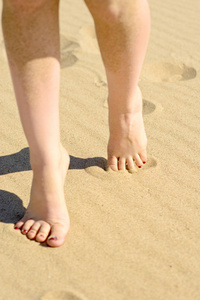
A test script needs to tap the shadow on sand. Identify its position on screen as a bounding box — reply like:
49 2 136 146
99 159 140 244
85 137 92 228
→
0 148 107 224
0 147 107 175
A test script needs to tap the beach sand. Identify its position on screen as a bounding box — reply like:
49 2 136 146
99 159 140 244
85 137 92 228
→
0 0 200 299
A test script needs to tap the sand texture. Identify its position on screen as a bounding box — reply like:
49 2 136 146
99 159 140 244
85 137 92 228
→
0 0 200 299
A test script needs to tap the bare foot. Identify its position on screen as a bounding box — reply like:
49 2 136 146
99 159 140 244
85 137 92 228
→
107 87 147 171
14 145 70 247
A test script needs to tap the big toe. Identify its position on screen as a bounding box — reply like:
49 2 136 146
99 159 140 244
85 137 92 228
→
47 223 69 248
139 152 147 164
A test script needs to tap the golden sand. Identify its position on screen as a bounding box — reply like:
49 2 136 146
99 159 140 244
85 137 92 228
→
0 0 200 299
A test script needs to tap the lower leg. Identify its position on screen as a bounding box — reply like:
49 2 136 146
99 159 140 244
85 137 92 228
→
85 0 151 171
2 0 70 247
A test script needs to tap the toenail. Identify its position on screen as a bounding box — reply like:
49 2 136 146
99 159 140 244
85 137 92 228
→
143 162 146 164
22 229 28 233
14 226 19 230
48 236 58 241
138 166 142 168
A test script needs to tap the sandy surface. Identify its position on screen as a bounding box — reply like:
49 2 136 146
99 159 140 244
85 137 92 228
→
0 0 200 299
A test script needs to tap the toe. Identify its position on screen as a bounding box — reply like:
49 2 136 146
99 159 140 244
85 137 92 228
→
35 223 51 243
47 223 69 248
134 154 144 168
14 220 25 230
126 156 136 171
139 151 147 164
26 221 41 240
107 156 118 171
21 219 35 235
118 157 126 170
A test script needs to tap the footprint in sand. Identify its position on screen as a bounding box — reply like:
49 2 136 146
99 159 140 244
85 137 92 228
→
0 35 78 67
94 76 163 115
41 290 87 300
94 79 107 88
141 61 197 83
143 99 163 115
84 157 157 179
103 97 162 115
60 35 80 69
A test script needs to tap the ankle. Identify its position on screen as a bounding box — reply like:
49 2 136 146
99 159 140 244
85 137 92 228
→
108 86 143 116
30 144 66 171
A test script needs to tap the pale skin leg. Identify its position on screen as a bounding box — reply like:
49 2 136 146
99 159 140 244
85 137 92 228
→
2 0 150 247
2 0 70 247
85 0 151 171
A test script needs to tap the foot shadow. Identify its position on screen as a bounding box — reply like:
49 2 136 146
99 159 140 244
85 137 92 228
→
0 148 31 175
0 148 106 225
0 190 26 224
69 155 107 170
0 147 107 176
